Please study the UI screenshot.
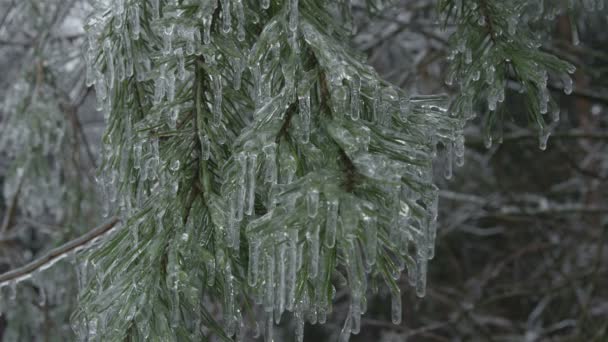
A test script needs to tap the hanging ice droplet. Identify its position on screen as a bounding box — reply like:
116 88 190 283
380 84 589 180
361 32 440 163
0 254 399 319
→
325 199 339 248
245 153 257 216
169 159 180 172
306 189 319 218
262 0 270 9
289 0 299 31
298 93 311 143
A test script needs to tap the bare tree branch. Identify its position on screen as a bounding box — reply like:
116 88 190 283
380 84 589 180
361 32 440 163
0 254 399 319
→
0 217 120 284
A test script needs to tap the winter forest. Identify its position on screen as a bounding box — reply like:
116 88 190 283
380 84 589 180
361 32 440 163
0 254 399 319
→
0 0 607 341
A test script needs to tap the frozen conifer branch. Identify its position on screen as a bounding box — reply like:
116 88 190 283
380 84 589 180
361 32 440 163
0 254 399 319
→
439 0 585 149
62 0 604 340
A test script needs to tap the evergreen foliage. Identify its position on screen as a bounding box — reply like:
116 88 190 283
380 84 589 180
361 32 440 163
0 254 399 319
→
1 0 603 341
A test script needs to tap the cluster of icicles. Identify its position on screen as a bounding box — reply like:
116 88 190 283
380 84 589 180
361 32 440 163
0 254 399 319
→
84 0 467 341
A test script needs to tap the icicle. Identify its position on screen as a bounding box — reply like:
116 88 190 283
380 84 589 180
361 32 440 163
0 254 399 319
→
372 82 381 122
539 87 549 114
262 0 270 9
486 65 495 85
151 0 159 18
298 93 311 143
154 64 167 104
276 242 287 322
308 224 320 278
539 128 550 150
295 312 304 342
235 152 247 222
265 314 274 342
166 70 176 102
248 239 261 286
252 63 262 102
289 0 299 31
175 48 186 81
207 257 216 286
103 39 115 88
286 229 298 311
212 74 223 126
131 6 140 39
465 48 473 64
199 134 211 160
363 215 377 268
391 290 402 324
182 28 194 55
399 94 411 122
94 72 108 110
455 134 465 167
163 24 175 56
415 256 427 297
306 189 319 218
562 75 573 95
350 75 361 120
325 199 339 248
200 17 212 45
351 296 361 334
231 57 245 90
222 0 232 33
125 39 134 78
246 153 257 216
338 314 352 342
263 143 278 184
235 0 246 41
444 141 453 179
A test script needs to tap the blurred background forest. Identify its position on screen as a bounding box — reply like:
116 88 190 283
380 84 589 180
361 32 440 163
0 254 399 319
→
0 0 606 341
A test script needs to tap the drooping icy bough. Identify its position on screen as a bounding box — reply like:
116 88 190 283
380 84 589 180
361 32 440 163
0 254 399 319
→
440 0 579 150
77 0 465 340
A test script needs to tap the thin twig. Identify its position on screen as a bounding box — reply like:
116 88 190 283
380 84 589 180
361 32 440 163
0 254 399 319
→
0 217 120 284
